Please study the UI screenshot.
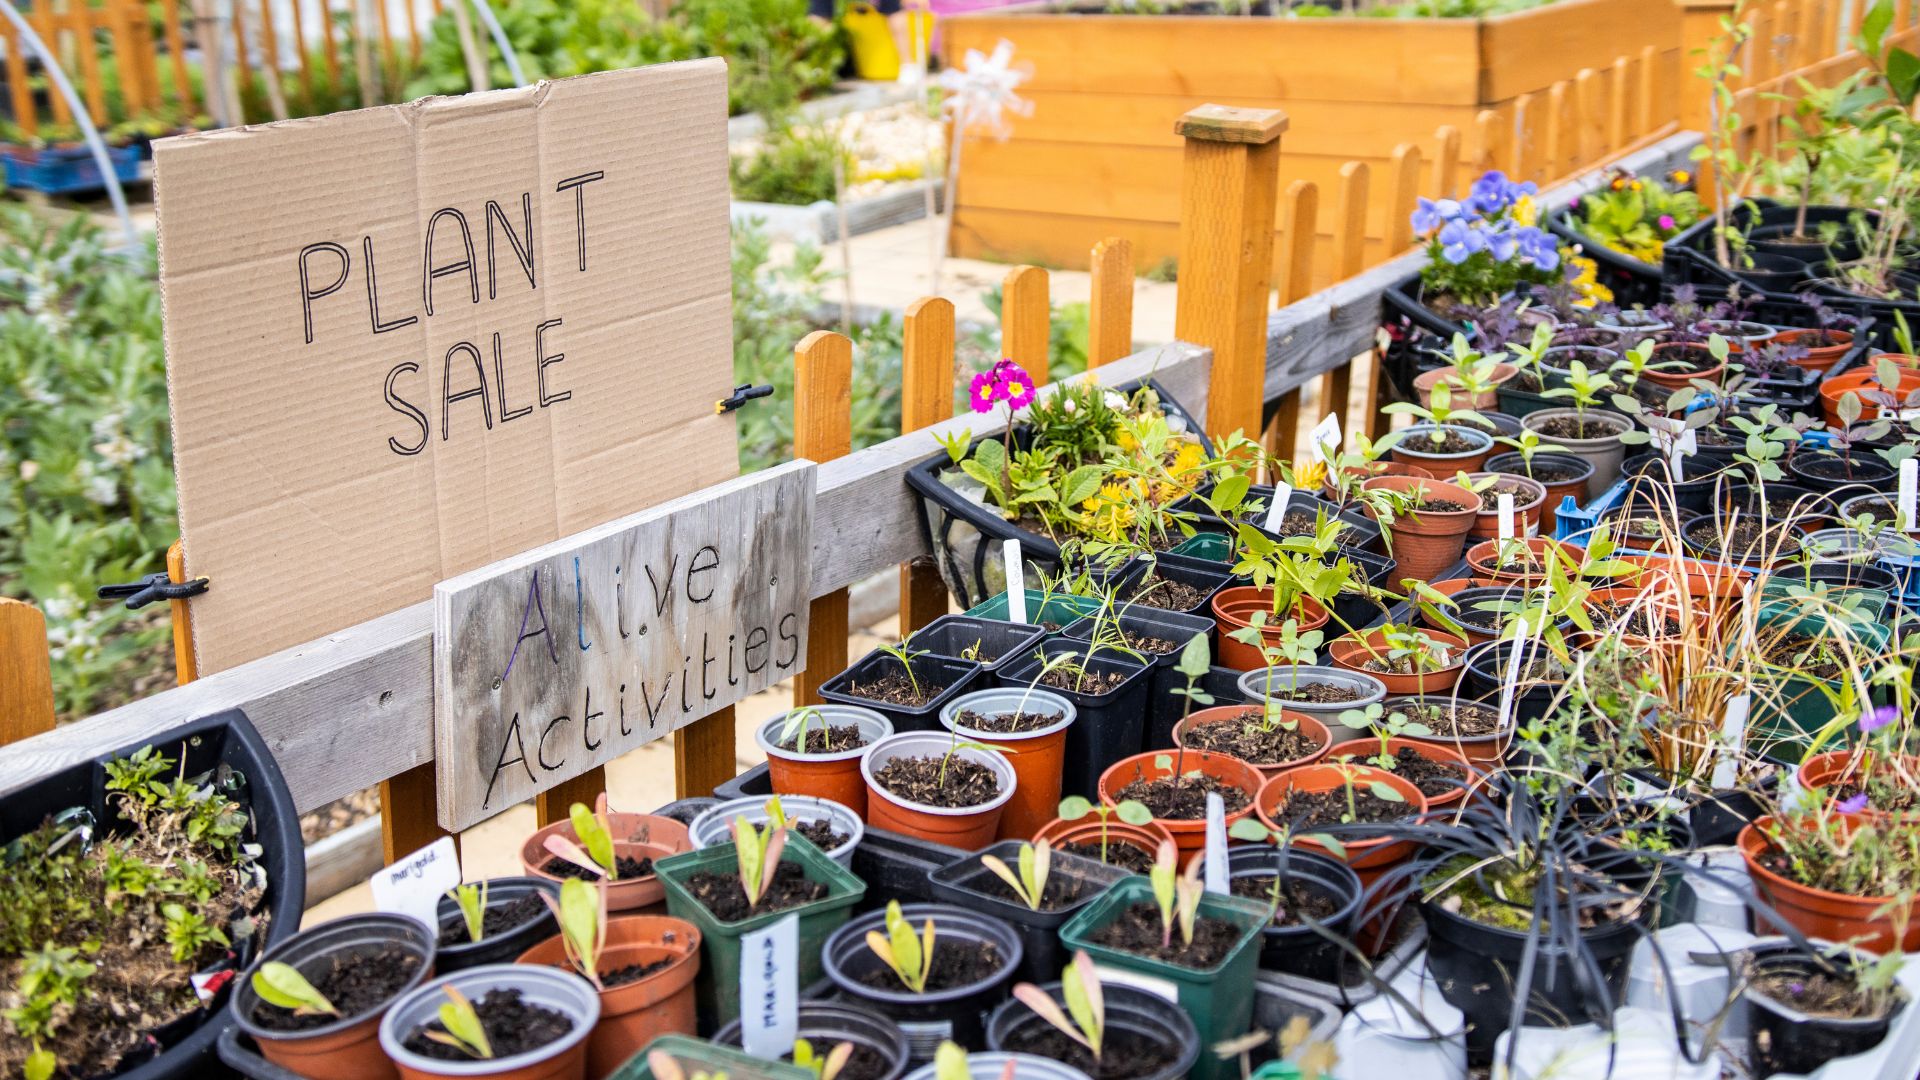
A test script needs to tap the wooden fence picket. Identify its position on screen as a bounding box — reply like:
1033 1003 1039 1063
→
1002 265 1052 384
1470 109 1505 175
0 599 56 749
1264 179 1318 463
3 19 33 138
1432 125 1461 198
1385 143 1422 254
794 329 854 711
1088 237 1135 368
899 297 957 636
1608 57 1631 151
1323 161 1369 445
1514 92 1542 182
1544 81 1569 180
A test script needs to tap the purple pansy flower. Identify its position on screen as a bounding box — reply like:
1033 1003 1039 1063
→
1411 197 1462 235
1438 219 1485 265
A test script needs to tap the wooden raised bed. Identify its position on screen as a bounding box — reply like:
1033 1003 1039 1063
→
943 0 1682 286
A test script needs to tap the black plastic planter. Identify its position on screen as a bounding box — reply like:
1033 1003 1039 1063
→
1742 942 1908 1077
1176 485 1386 554
1788 450 1898 495
1001 642 1151 798
1059 605 1215 761
1618 452 1725 516
1147 664 1250 749
1421 895 1646 1062
907 614 1047 676
1771 557 1902 598
8 708 306 1080
432 876 561 973
987 982 1199 1080
928 840 1129 986
715 1001 914 1080
1114 553 1235 618
1225 846 1362 984
823 903 1025 1058
819 648 984 734
1324 545 1399 635
1463 640 1570 723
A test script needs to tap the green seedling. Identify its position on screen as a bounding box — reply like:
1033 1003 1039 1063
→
447 881 489 945
1147 839 1205 949
865 900 936 993
539 877 609 988
1336 702 1432 772
251 962 338 1017
1010 951 1106 1060
732 815 790 912
779 707 831 752
876 641 931 701
792 1038 855 1080
937 428 974 465
543 795 620 880
1057 795 1154 864
981 838 1053 911
423 985 493 1059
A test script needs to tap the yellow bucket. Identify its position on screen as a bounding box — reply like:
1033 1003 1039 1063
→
845 3 902 81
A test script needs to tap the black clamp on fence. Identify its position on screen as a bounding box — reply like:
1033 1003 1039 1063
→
98 572 210 611
716 383 775 414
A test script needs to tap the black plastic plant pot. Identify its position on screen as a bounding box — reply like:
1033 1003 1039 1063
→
1718 480 1835 527
1114 553 1235 618
1733 251 1811 292
1618 452 1724 516
7 708 306 1080
819 648 984 734
1147 664 1250 749
1770 557 1902 598
1180 485 1386 553
851 828 967 916
1687 785 1769 849
715 1001 914 1080
986 981 1199 1080
1326 545 1398 634
1059 605 1215 761
1788 450 1898 495
1225 845 1362 984
928 840 1129 986
1462 640 1570 724
1420 894 1645 1062
907 614 1047 676
822 902 1025 1059
432 876 561 973
1001 642 1151 798
1742 942 1908 1077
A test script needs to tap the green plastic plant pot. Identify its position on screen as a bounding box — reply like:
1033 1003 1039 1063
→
654 834 866 1033
1167 531 1233 563
608 1033 813 1080
1058 877 1267 1080
963 589 1101 630
1748 606 1893 763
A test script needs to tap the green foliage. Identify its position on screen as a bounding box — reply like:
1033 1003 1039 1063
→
448 881 488 944
1575 173 1704 263
980 839 1052 910
426 986 494 1059
865 900 936 993
251 962 337 1016
730 122 852 206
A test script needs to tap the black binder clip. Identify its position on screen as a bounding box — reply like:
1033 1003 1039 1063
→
98 572 210 611
716 384 775 414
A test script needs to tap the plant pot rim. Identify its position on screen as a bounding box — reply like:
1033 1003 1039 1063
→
1519 407 1632 442
1738 816 1909 906
1380 693 1515 744
233 913 438 1042
1060 876 1266 979
1236 665 1389 709
1254 763 1431 838
861 731 1018 818
1394 424 1495 460
756 705 896 764
689 795 864 862
1095 749 1264 809
1484 450 1597 481
1329 627 1470 673
377 963 600 1076
822 901 1025 1006
940 686 1078 743
1738 944 1913 1025
1465 471 1547 509
1172 706 1333 769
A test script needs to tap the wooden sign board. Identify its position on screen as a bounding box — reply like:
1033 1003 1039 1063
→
433 462 814 831
154 59 739 676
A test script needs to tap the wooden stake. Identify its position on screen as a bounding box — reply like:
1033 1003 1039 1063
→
1001 265 1051 386
1385 143 1422 254
1087 237 1134 368
167 541 199 685
1431 124 1461 198
899 296 955 636
794 331 853 708
0 599 56 748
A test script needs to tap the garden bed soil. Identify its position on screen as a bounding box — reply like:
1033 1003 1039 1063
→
1516 458 1590 484
1228 875 1341 927
1416 496 1471 513
401 988 572 1061
1114 772 1252 819
254 945 424 1032
1533 415 1623 440
1000 1024 1182 1079
1182 708 1324 765
1128 572 1209 611
956 708 1066 734
1404 430 1482 455
1114 628 1180 654
848 672 947 707
684 862 830 922
1688 517 1800 557
437 893 548 947
542 853 653 880
1064 840 1156 874
779 725 870 753
1037 665 1131 695
1086 902 1243 968
1276 509 1364 543
852 937 1005 991
1276 786 1409 827
1400 700 1503 737
603 956 677 988
1795 455 1880 484
1478 478 1538 509
1591 600 1682 637
873 755 1002 807
1763 634 1845 680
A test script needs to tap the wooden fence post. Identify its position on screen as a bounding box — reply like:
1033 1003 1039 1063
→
161 0 195 114
1173 104 1287 442
166 541 199 685
1544 81 1569 180
794 330 853 712
1323 161 1371 443
899 298 956 636
1608 57 1632 150
1265 179 1318 464
1680 0 1742 207
0 599 56 748
3 17 34 138
1514 93 1542 181
1088 238 1135 368
1470 109 1505 174
1432 125 1461 198
1639 45 1659 135
1002 265 1051 385
1385 143 1422 254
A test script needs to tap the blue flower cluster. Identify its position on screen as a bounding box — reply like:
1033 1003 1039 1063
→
1412 171 1560 271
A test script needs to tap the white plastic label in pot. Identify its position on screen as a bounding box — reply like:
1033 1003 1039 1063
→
369 835 460 932
1310 413 1342 465
1901 459 1917 532
739 913 799 1058
1709 693 1751 791
1262 482 1294 533
1497 492 1516 541
1204 792 1229 894
1495 621 1533 730
1003 539 1027 624
1092 962 1179 1003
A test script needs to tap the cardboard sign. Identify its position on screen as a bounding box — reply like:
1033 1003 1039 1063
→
739 915 800 1059
370 836 462 930
155 61 739 674
432 463 814 830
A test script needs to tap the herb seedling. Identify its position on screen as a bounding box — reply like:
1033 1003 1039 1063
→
1539 357 1616 429
980 839 1053 910
446 881 489 944
875 641 931 702
1056 795 1154 863
543 796 621 880
1337 702 1432 771
865 900 936 993
792 1039 855 1080
779 707 830 753
251 962 338 1017
1380 380 1489 448
732 815 790 913
540 877 608 988
1147 839 1205 950
1010 951 1106 1061
423 985 493 1059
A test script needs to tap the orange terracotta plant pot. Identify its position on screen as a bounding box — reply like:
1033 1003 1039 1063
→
1211 587 1331 672
1389 426 1493 475
1462 537 1583 584
1821 366 1920 427
1796 749 1920 817
1390 701 1514 767
754 704 894 816
519 914 703 1078
942 687 1076 840
1096 749 1264 856
233 914 437 1080
1464 472 1546 540
1032 816 1175 866
1322 460 1432 502
1644 342 1726 390
1739 817 1920 954
1359 475 1479 587
1324 736 1480 813
1254 764 1429 888
521 813 690 912
1413 362 1518 410
1327 627 1469 695
862 732 1016 848
1172 705 1333 781
1771 327 1853 374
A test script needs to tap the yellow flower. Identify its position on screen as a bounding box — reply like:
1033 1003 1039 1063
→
1170 441 1205 476
1670 169 1691 184
1630 180 1643 191
1511 194 1538 226
1292 459 1327 491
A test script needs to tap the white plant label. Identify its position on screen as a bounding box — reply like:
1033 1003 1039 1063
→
1495 620 1533 730
1003 539 1027 624
1709 694 1751 791
369 835 460 932
1262 482 1295 533
1310 413 1343 465
739 914 800 1058
1901 459 1917 532
1497 492 1517 541
1092 962 1179 1004
1203 792 1229 895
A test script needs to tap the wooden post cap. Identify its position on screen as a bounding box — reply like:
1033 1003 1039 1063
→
1672 0 1738 10
1175 105 1288 145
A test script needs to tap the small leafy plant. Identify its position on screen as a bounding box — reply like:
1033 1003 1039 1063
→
875 641 931 701
792 1038 855 1080
1010 951 1106 1061
447 881 489 945
251 962 338 1017
423 985 493 1059
541 878 608 988
543 796 621 880
1056 795 1154 862
865 900 936 993
732 815 791 913
981 839 1053 910
1147 839 1205 950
